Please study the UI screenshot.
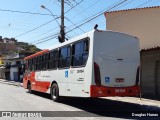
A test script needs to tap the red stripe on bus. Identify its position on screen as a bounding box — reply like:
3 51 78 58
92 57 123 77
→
90 85 140 97
23 72 50 93
24 49 49 60
32 81 50 93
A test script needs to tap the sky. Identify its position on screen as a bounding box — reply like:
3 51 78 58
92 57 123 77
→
0 0 160 49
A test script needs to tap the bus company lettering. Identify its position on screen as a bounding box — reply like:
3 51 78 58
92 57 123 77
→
77 70 84 73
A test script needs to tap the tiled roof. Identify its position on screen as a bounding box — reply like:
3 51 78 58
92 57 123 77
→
141 46 160 51
105 6 160 14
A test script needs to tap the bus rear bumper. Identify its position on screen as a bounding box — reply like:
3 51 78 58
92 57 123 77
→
90 85 140 97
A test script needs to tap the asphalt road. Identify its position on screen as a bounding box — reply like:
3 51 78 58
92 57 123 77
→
0 83 159 120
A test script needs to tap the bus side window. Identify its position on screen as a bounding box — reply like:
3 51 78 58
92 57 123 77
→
36 56 38 71
72 38 89 67
54 50 58 69
36 56 39 70
72 41 83 66
67 46 71 67
29 58 32 71
58 46 71 68
84 40 89 53
33 57 36 71
42 54 46 70
31 58 34 71
45 53 49 70
49 50 58 69
83 40 89 65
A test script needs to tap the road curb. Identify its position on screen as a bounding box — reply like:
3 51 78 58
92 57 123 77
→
0 79 23 87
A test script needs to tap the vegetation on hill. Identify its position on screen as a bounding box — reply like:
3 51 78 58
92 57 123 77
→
16 42 41 53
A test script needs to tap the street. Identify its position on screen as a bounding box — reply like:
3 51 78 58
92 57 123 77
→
0 82 159 120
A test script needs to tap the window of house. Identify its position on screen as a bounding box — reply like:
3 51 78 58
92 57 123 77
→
72 38 89 67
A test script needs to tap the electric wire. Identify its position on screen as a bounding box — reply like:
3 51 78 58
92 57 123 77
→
0 8 54 16
33 0 128 45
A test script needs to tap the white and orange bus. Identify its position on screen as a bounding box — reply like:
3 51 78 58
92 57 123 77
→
23 30 140 102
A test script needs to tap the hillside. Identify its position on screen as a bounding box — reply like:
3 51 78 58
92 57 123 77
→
16 42 41 53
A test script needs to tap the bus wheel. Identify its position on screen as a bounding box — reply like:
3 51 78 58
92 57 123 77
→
51 83 59 102
27 82 32 94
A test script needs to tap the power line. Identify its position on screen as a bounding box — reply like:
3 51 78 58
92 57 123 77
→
66 0 125 30
65 17 85 33
32 0 128 45
31 32 59 44
0 8 55 16
64 0 85 14
34 34 58 45
13 0 85 39
66 0 128 34
31 0 157 45
106 0 155 22
93 0 159 29
15 17 59 38
29 26 59 43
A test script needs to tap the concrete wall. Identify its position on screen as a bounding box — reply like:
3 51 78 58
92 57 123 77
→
105 7 160 49
141 49 160 95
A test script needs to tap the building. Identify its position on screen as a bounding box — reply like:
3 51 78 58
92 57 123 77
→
104 6 160 96
0 37 17 55
4 53 32 82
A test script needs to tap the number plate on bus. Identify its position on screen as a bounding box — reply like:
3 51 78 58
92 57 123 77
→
115 78 124 82
115 89 125 93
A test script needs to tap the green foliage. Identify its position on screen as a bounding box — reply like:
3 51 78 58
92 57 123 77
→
16 41 41 53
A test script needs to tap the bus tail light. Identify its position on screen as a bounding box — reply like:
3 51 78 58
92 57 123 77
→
94 62 101 86
135 67 140 85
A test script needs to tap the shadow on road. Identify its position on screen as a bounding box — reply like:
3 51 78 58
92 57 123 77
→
30 91 160 119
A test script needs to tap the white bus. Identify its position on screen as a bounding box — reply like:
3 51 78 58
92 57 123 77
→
23 30 140 102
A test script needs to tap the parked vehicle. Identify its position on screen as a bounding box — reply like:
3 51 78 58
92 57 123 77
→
23 29 140 102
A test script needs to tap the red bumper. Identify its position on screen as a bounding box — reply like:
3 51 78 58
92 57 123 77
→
90 85 140 97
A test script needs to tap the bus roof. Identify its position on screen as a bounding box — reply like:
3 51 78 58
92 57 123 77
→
48 29 138 50
24 29 138 60
24 49 49 60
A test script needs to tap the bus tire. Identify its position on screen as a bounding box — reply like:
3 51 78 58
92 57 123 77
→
51 83 59 102
27 82 32 94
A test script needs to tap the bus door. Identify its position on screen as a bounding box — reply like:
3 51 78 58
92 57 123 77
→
67 39 88 96
67 68 85 96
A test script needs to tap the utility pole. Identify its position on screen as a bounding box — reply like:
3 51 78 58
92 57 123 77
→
60 0 65 43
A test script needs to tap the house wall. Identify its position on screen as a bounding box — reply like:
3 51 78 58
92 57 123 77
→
10 61 17 81
141 49 160 95
105 7 160 49
10 60 24 81
0 43 16 54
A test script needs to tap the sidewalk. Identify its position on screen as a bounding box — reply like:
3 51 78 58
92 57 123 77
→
0 79 23 87
103 96 160 110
